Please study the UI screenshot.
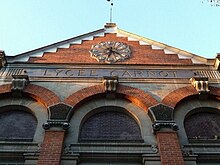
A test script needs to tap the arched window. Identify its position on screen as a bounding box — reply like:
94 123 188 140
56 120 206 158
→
0 106 37 141
184 107 220 140
79 106 143 142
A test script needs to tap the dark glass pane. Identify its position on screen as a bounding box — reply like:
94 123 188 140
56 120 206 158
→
79 109 142 142
185 112 220 139
0 110 37 140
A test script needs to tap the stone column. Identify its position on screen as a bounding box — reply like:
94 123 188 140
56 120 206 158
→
149 104 184 165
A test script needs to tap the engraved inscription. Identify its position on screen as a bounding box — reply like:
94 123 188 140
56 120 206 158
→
3 68 200 79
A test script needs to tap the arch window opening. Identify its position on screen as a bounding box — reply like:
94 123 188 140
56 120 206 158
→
184 108 220 140
79 106 143 142
0 106 37 141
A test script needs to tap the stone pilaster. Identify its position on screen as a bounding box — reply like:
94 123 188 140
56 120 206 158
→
38 103 72 165
149 104 184 165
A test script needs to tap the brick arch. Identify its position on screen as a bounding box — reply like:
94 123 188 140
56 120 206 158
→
64 84 158 111
209 86 220 100
0 84 61 107
162 85 220 108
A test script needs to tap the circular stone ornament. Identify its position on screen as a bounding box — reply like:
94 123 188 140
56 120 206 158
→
90 41 131 64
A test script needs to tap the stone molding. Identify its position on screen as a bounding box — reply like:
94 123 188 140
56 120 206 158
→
11 75 29 97
103 76 118 98
152 121 179 133
64 84 158 111
42 120 70 130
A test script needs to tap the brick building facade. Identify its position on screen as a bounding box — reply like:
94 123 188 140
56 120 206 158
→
0 23 220 165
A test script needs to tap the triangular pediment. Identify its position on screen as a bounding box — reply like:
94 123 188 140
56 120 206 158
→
6 23 208 65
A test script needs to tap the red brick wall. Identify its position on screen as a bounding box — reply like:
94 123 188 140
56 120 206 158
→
0 84 11 94
28 33 192 65
210 86 220 100
64 84 158 111
24 84 61 107
37 130 65 165
162 86 197 108
0 84 61 107
162 86 220 108
157 131 184 165
117 84 158 110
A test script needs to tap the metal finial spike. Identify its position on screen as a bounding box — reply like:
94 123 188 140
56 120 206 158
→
107 0 114 23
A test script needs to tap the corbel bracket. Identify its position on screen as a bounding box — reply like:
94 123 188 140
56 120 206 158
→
11 75 29 97
0 50 6 67
190 77 210 95
214 53 220 70
103 76 118 99
42 120 70 130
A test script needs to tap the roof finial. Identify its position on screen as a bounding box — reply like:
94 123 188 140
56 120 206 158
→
107 0 114 23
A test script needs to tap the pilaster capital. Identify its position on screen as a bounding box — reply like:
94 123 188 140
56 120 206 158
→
148 104 178 133
42 120 70 130
44 103 73 130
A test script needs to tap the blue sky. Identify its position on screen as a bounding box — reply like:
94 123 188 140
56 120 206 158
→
0 0 219 58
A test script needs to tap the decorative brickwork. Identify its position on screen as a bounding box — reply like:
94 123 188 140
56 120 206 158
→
37 130 65 165
0 84 61 108
162 86 198 108
0 84 11 95
64 84 105 110
209 86 220 100
157 132 184 165
64 84 158 112
28 33 192 65
162 86 220 108
116 84 158 110
24 84 61 107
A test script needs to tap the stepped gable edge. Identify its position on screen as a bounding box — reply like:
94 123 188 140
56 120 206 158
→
5 23 207 65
